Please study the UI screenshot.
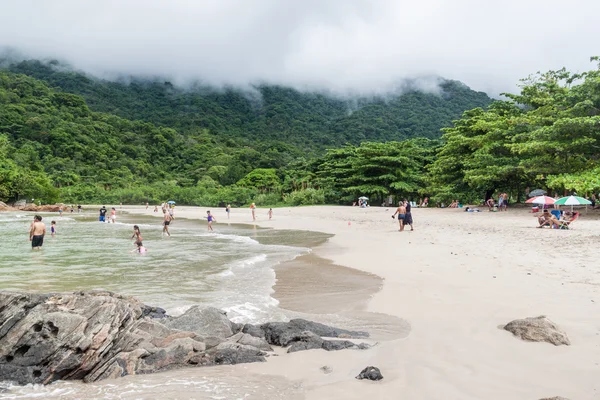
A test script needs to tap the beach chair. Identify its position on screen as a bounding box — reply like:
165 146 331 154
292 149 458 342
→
557 212 579 230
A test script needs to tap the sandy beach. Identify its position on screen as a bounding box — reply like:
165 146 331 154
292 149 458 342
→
123 204 599 400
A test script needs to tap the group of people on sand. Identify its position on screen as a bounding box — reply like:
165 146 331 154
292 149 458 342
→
537 209 578 229
392 200 414 232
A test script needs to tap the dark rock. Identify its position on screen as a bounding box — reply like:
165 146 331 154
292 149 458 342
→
355 366 383 381
141 305 168 319
0 291 371 386
503 316 570 346
258 319 368 347
164 306 234 339
322 340 358 351
287 331 324 353
241 323 265 339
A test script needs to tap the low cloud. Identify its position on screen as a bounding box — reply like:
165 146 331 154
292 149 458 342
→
1 0 599 96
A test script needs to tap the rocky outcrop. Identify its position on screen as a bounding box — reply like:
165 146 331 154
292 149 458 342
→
355 366 383 381
503 316 570 346
0 291 371 386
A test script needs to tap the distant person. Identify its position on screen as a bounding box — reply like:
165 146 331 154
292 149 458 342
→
403 200 414 231
486 198 495 211
250 203 256 221
58 207 63 217
131 225 143 243
130 240 147 254
29 215 46 250
145 202 149 209
163 210 172 236
50 220 57 237
99 206 107 222
421 197 429 207
110 207 117 223
70 205 74 213
153 206 158 213
120 202 123 209
502 193 509 211
392 201 407 232
206 211 216 231
169 205 175 219
268 208 273 220
77 204 82 213
226 203 231 219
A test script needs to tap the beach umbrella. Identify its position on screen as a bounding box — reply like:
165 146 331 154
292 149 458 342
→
525 195 555 205
528 189 546 197
358 196 368 200
167 200 176 205
553 195 591 212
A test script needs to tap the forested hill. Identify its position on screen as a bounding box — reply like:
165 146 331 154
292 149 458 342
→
4 60 492 147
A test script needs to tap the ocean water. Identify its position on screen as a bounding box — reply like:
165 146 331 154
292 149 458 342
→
0 210 329 399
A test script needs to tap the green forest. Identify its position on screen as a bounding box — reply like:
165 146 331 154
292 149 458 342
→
1 58 599 206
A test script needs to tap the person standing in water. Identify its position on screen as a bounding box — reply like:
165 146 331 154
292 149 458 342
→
131 225 143 243
50 221 57 237
110 207 117 223
206 211 216 231
250 203 256 221
226 203 231 219
163 210 172 236
99 206 107 222
392 201 407 232
145 202 149 210
268 208 273 220
29 215 46 250
403 200 414 231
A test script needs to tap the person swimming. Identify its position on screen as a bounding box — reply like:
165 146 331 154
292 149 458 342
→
131 240 147 254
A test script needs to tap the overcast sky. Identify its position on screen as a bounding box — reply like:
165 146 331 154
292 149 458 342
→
1 0 599 95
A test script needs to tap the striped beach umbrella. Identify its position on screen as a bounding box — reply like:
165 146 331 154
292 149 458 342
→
554 195 591 212
525 195 555 205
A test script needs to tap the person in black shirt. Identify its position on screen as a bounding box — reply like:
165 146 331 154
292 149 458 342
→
99 206 107 222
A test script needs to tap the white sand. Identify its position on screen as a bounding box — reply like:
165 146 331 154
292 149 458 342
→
127 205 600 400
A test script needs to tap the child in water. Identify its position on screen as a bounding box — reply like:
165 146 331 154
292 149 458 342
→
268 208 273 220
206 211 216 231
50 221 57 236
131 240 147 254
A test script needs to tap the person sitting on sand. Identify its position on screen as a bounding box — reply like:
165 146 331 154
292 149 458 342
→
537 210 560 228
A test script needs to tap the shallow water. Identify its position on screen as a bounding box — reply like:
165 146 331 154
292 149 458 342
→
0 211 324 323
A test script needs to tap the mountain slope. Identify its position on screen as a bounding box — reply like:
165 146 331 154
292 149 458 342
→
5 60 493 147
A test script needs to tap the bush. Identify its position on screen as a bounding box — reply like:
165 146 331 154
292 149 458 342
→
283 189 325 206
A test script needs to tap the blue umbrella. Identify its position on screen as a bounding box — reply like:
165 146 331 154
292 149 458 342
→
167 201 176 204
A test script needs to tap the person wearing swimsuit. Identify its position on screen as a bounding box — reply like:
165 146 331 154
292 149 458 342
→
392 201 407 232
207 211 216 231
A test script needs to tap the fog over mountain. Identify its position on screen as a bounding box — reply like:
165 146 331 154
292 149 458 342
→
1 0 599 95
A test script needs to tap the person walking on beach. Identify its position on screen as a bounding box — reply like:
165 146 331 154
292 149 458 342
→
50 221 57 237
99 206 107 222
502 193 509 211
163 210 172 236
268 208 273 220
250 203 256 221
226 203 231 219
403 200 414 231
29 215 46 250
393 201 407 232
206 211 216 231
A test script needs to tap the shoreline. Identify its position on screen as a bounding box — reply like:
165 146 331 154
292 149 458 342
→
124 205 600 400
4 205 599 399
